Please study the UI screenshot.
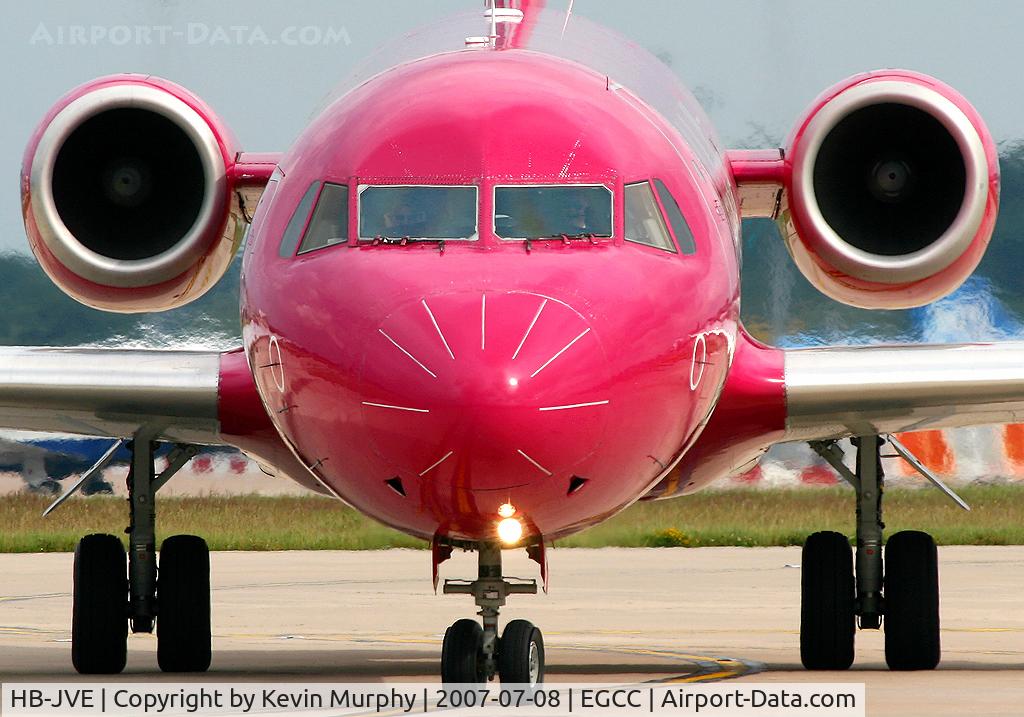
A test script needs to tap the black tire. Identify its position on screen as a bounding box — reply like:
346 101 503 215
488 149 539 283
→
157 535 211 672
498 619 544 684
800 531 855 670
441 619 484 683
72 534 127 674
884 530 940 670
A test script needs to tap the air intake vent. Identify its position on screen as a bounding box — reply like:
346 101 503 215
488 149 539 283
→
385 477 406 497
567 476 588 495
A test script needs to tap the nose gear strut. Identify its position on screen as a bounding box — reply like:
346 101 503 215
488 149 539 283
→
439 542 544 684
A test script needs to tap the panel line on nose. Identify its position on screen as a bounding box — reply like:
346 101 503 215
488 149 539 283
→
512 298 549 360
419 450 454 476
362 402 430 413
422 299 455 360
530 327 591 378
378 328 437 378
516 449 553 476
538 399 609 411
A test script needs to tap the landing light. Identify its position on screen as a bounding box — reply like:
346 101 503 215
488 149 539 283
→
497 517 523 544
498 502 516 518
508 377 519 387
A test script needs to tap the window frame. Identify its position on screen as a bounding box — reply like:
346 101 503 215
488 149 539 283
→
623 180 677 253
491 183 615 241
356 183 480 242
296 181 351 255
277 181 323 258
651 177 697 255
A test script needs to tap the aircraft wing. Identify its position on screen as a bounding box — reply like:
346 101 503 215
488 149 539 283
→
0 347 222 443
0 346 328 494
6 341 1021 464
784 342 1024 441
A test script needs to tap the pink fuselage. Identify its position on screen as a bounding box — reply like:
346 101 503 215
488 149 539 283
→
240 49 747 544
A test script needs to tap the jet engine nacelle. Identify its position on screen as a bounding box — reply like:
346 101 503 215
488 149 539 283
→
780 70 999 309
21 75 246 312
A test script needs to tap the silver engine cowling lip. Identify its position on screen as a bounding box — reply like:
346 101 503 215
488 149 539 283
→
29 84 227 289
791 80 989 285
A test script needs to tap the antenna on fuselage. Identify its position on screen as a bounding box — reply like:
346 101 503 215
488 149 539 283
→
488 0 498 45
561 0 575 37
468 0 525 49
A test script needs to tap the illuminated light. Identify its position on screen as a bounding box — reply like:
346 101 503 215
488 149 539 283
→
498 502 516 518
508 377 519 387
497 518 523 544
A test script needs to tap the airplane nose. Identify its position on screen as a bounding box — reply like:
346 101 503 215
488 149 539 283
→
359 291 612 490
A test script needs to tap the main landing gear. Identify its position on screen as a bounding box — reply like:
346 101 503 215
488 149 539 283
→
71 433 209 674
440 543 544 684
805 436 941 671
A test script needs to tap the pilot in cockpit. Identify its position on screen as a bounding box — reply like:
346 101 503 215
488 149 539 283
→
562 192 593 233
382 190 429 238
541 190 596 236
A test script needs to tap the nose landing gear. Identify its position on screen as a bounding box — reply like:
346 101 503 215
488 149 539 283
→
440 543 544 684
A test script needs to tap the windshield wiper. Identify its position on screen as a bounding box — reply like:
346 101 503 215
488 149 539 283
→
522 233 609 252
545 233 608 243
368 236 447 253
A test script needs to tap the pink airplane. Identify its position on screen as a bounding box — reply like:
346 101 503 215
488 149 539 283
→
12 1 1011 682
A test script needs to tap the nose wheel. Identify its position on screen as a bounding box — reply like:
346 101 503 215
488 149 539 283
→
441 619 485 683
441 616 545 686
441 543 544 684
498 619 544 684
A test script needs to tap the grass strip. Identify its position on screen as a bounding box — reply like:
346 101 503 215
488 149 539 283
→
1 485 1023 552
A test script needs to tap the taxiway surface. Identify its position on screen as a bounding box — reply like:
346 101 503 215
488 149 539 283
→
1 547 1021 716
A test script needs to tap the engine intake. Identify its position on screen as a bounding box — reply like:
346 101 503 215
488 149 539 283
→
780 71 999 309
813 103 967 258
22 75 245 312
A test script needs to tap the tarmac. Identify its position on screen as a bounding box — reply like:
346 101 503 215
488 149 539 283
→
0 547 1021 716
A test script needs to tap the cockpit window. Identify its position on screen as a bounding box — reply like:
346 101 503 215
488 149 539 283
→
494 185 613 239
278 181 320 257
653 179 696 254
298 183 349 254
624 181 676 253
358 185 478 240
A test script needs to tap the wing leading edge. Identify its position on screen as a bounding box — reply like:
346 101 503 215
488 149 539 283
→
0 347 220 442
646 338 1024 500
784 342 1024 442
7 342 1022 491
0 346 335 496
